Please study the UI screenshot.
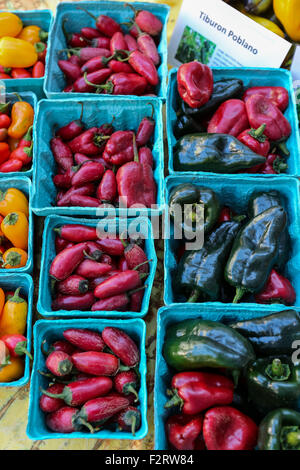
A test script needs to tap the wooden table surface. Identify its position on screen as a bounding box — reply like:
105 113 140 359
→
0 0 182 450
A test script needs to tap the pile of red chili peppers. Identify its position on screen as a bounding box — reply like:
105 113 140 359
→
39 327 141 435
51 223 150 313
177 61 292 173
58 3 162 95
52 104 156 209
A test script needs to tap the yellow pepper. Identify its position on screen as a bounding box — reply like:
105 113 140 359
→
7 96 34 140
0 12 23 38
2 248 28 269
0 356 24 383
0 188 29 218
0 37 38 68
273 0 300 42
1 212 28 250
18 24 48 45
236 2 285 38
0 287 28 336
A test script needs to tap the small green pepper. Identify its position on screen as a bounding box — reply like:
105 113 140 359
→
258 408 300 450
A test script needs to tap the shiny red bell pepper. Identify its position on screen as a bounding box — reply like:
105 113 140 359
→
177 61 213 109
245 94 291 142
136 104 155 147
63 328 105 352
208 99 249 136
237 123 270 157
203 406 258 451
71 351 119 376
243 86 289 112
52 292 95 311
260 153 288 174
49 242 88 281
102 326 140 367
166 414 203 451
254 269 296 305
165 372 234 414
102 130 134 165
57 275 89 296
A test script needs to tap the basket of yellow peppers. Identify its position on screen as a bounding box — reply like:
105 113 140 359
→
0 178 33 273
0 273 33 387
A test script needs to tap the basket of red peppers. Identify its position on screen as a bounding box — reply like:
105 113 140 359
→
27 319 147 440
31 98 163 217
38 215 157 318
155 305 300 451
44 1 169 99
167 64 300 175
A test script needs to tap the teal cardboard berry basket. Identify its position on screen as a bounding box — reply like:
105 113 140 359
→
31 97 164 218
0 92 37 179
0 176 33 274
0 10 53 101
0 274 33 387
154 304 298 450
164 174 300 309
44 1 170 100
38 215 157 318
167 67 300 176
27 318 147 440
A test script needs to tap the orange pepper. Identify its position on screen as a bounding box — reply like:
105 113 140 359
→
0 288 5 317
7 95 34 139
0 287 28 336
0 188 29 218
1 211 28 250
2 247 28 269
17 25 48 45
0 142 10 165
8 136 21 151
0 356 24 382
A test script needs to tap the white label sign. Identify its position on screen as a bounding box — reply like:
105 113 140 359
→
168 0 291 69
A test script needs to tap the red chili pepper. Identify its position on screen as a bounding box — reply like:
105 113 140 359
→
165 372 234 414
91 293 130 312
63 328 105 352
57 275 89 296
110 31 127 54
75 394 129 429
56 115 85 142
38 45 47 64
0 159 22 172
102 130 134 165
0 73 11 79
101 72 148 96
72 351 119 376
100 253 114 265
116 406 141 435
75 68 112 93
254 269 296 305
96 169 117 202
63 84 73 93
55 236 74 254
66 47 111 64
118 256 129 272
46 340 76 356
107 59 134 74
133 22 159 65
94 270 143 300
203 406 258 451
54 225 98 242
136 104 155 147
89 270 121 291
260 153 288 174
46 350 73 377
122 50 158 86
9 126 33 165
50 242 88 281
66 29 89 48
98 119 115 137
245 94 291 142
69 127 109 156
208 99 249 136
11 68 32 79
124 34 138 51
41 376 113 406
90 37 111 49
80 27 103 39
53 171 73 189
32 61 45 78
124 243 148 274
46 406 81 433
0 65 11 74
177 61 214 109
166 414 203 451
102 327 140 368
57 183 95 207
52 292 95 311
76 259 112 279
1 334 32 359
0 114 11 128
50 136 74 171
127 4 163 36
78 8 121 37
114 370 139 401
237 123 270 157
84 241 102 261
71 161 105 187
58 60 82 83
80 55 109 74
40 384 65 413
96 238 125 256
243 86 289 112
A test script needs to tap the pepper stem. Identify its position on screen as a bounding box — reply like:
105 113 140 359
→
277 141 290 157
164 390 183 410
133 259 152 271
131 415 136 436
76 417 95 433
76 6 97 21
281 426 300 450
125 2 138 15
188 289 199 303
9 287 24 304
126 385 139 402
248 124 267 142
40 387 66 400
273 157 288 173
265 358 291 381
133 134 139 163
233 287 246 303
15 341 32 360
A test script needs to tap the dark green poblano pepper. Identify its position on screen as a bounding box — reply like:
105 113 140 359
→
225 205 287 303
258 408 300 450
